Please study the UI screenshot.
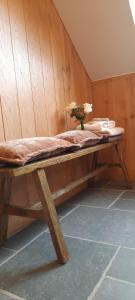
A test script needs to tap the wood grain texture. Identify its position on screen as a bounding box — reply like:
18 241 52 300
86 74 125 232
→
8 0 36 137
92 73 135 180
0 177 12 244
38 0 58 136
23 0 49 136
0 0 92 236
49 0 67 133
34 169 69 264
0 0 22 140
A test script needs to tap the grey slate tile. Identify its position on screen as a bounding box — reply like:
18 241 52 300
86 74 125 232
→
0 247 15 265
91 277 135 300
5 204 75 252
0 294 15 300
5 220 47 251
56 203 75 216
120 190 135 200
0 292 22 300
111 198 135 211
108 248 135 284
61 206 135 248
68 188 122 208
0 233 116 300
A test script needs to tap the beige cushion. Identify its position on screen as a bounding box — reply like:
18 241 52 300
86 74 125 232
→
0 137 78 166
56 130 102 148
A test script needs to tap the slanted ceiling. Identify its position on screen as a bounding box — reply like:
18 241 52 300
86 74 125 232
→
53 0 135 80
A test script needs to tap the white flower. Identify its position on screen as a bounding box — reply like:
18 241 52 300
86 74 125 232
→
66 102 77 112
83 103 93 114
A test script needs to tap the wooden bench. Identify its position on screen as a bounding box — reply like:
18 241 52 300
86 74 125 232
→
0 141 130 264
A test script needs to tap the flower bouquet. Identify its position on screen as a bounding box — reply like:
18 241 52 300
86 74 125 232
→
66 102 92 130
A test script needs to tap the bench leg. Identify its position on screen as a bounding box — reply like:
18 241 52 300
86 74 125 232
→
114 144 131 189
34 169 69 264
0 177 12 245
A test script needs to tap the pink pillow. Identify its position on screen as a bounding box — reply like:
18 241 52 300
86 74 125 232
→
56 130 102 148
0 137 78 166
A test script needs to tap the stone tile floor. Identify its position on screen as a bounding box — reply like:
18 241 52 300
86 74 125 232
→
1 180 135 299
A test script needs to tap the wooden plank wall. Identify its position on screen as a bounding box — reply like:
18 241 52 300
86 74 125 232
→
92 73 135 181
0 0 93 236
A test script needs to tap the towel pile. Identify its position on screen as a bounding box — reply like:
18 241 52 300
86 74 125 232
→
77 118 124 141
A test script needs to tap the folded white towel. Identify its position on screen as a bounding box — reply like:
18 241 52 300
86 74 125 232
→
77 123 103 131
76 124 124 137
88 120 116 129
77 121 116 132
103 127 125 136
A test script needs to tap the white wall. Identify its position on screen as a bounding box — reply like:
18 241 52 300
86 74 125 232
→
53 0 135 80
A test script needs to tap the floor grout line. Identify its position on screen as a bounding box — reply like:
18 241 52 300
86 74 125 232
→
2 198 135 269
62 233 118 248
122 245 135 251
87 247 121 300
74 203 135 215
1 246 17 253
59 205 81 221
45 231 135 251
44 205 81 233
1 185 135 266
106 275 135 288
0 288 27 300
106 190 126 209
0 228 47 268
0 205 80 268
119 197 135 201
111 207 135 213
79 204 108 209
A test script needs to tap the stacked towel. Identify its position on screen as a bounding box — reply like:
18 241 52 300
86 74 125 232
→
77 120 116 132
76 118 125 141
90 119 116 129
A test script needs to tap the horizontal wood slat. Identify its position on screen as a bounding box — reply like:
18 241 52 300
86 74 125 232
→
52 165 107 200
0 203 45 219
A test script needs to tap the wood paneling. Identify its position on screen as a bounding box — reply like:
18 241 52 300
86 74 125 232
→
0 0 22 140
0 0 92 236
8 0 36 137
92 73 135 181
38 0 58 136
49 0 67 132
23 0 49 136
